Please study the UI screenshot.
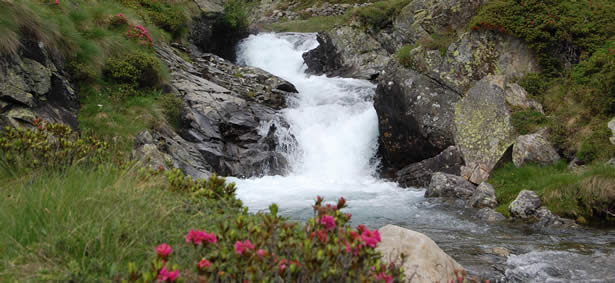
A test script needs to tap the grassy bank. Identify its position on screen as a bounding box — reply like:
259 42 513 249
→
489 162 615 224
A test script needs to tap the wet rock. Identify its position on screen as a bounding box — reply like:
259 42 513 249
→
476 208 506 222
454 75 516 184
468 182 498 209
490 247 511 257
377 224 464 283
302 33 346 76
609 118 615 145
138 44 294 178
512 130 560 167
426 172 476 200
375 61 461 170
535 207 577 228
396 146 464 188
509 190 541 219
0 38 78 129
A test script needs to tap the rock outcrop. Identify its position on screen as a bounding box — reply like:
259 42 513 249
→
396 146 463 188
189 12 249 62
135 44 296 178
303 27 390 79
512 130 560 167
302 33 346 77
425 172 476 200
0 39 78 129
375 61 461 170
454 75 516 184
508 190 541 219
468 182 498 209
377 224 464 283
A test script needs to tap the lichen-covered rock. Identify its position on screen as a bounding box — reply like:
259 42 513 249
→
375 61 461 170
303 26 390 79
396 146 464 188
468 182 498 209
609 118 615 145
476 208 506 222
390 0 487 48
513 130 560 167
410 30 540 94
0 39 78 128
454 75 516 184
138 44 295 178
377 224 464 283
505 83 543 112
426 172 476 200
509 190 541 219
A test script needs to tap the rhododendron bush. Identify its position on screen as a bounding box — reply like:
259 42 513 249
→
126 197 404 282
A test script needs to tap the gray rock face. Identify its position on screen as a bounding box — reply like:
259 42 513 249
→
609 118 615 145
509 190 541 219
468 182 498 209
476 208 506 222
138 44 295 178
396 146 464 188
303 26 390 79
426 172 476 200
513 130 560 167
505 83 543 112
189 12 248 62
302 33 346 77
0 39 78 128
375 61 461 170
454 75 516 184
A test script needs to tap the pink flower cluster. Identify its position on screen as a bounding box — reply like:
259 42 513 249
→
234 239 255 255
374 271 393 283
319 215 336 231
359 226 381 248
197 259 211 270
126 25 153 46
185 229 217 245
158 266 179 282
156 243 172 258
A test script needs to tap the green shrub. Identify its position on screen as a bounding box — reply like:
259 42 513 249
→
104 51 162 88
577 126 615 163
419 32 455 57
511 110 549 135
517 73 549 97
571 40 615 115
159 93 184 130
223 0 250 31
395 44 417 68
0 119 109 174
349 0 411 31
143 2 188 39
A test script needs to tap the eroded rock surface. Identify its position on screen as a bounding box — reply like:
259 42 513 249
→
377 224 464 283
426 172 476 200
513 130 560 167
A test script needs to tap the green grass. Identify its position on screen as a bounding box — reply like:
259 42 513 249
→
489 162 615 223
265 16 346 32
0 165 243 281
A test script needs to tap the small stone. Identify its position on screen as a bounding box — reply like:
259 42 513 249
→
476 208 506 222
468 182 498 209
509 190 541 219
490 247 511 257
426 172 476 200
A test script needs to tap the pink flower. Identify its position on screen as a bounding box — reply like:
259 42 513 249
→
319 215 336 231
256 249 266 257
158 267 180 282
360 228 381 248
197 259 211 270
185 229 217 245
374 272 393 283
234 240 255 255
55 0 59 5
156 243 172 258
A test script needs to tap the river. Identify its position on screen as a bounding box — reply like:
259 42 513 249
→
230 32 615 282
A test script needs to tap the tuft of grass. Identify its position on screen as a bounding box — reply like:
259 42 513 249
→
489 162 615 224
510 110 550 135
418 32 456 57
394 44 418 68
0 164 243 281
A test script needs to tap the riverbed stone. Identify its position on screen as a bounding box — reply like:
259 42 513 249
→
509 190 541 219
535 207 577 228
468 182 498 209
377 224 464 283
426 172 476 200
512 130 560 167
609 118 615 145
476 208 506 222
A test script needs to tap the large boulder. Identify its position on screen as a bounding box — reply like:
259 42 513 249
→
512 130 560 167
609 118 615 145
409 30 540 94
426 172 476 200
377 225 464 283
140 44 295 178
454 75 516 184
396 146 464 188
375 61 461 170
0 39 78 129
303 26 390 79
468 182 498 209
508 190 541 219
